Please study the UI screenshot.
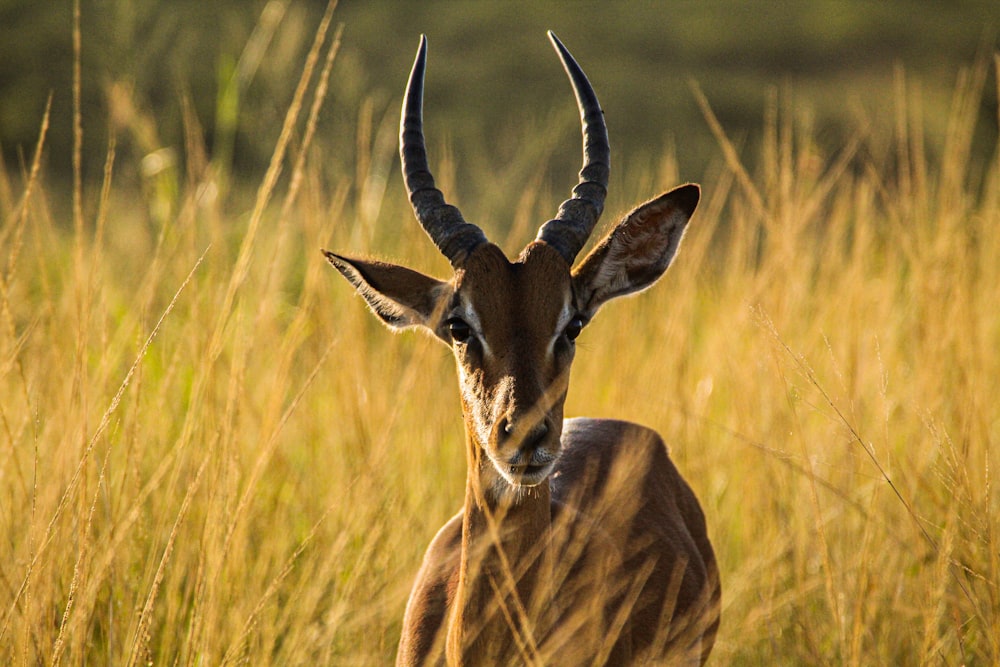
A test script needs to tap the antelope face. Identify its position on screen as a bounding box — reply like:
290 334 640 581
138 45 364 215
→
445 242 579 487
324 32 697 498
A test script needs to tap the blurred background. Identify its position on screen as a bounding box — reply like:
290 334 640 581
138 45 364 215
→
1 0 997 204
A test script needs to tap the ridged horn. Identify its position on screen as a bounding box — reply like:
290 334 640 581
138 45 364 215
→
535 31 610 265
400 36 488 267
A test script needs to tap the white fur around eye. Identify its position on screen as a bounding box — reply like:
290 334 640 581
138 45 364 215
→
457 297 491 357
549 298 576 353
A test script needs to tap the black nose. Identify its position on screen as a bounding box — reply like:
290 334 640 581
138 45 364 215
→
497 415 549 453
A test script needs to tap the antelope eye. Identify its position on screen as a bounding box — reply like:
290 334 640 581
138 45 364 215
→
447 318 473 343
564 315 585 342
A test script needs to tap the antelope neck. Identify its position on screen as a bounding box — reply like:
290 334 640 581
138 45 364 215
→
446 430 554 663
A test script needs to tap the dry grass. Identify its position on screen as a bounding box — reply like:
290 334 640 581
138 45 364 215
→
1 5 998 663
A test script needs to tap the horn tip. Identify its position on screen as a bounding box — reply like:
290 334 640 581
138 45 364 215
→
547 30 566 53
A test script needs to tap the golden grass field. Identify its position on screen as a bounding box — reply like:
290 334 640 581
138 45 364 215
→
1 8 999 665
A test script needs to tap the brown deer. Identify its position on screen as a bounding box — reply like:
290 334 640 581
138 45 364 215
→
325 32 720 665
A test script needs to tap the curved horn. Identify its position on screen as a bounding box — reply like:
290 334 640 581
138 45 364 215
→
536 31 610 265
400 36 488 267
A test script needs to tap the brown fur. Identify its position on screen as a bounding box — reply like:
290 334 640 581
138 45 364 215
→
326 139 719 664
397 418 720 665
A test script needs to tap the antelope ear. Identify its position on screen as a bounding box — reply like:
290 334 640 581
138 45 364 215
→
571 183 698 318
323 250 452 331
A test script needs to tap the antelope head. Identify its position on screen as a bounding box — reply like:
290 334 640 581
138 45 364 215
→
325 33 698 501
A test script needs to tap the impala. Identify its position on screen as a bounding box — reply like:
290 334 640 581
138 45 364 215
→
325 32 720 665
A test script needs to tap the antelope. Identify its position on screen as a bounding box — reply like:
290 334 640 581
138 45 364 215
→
324 33 720 665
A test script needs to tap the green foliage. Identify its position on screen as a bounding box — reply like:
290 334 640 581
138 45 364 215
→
1 1 996 191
